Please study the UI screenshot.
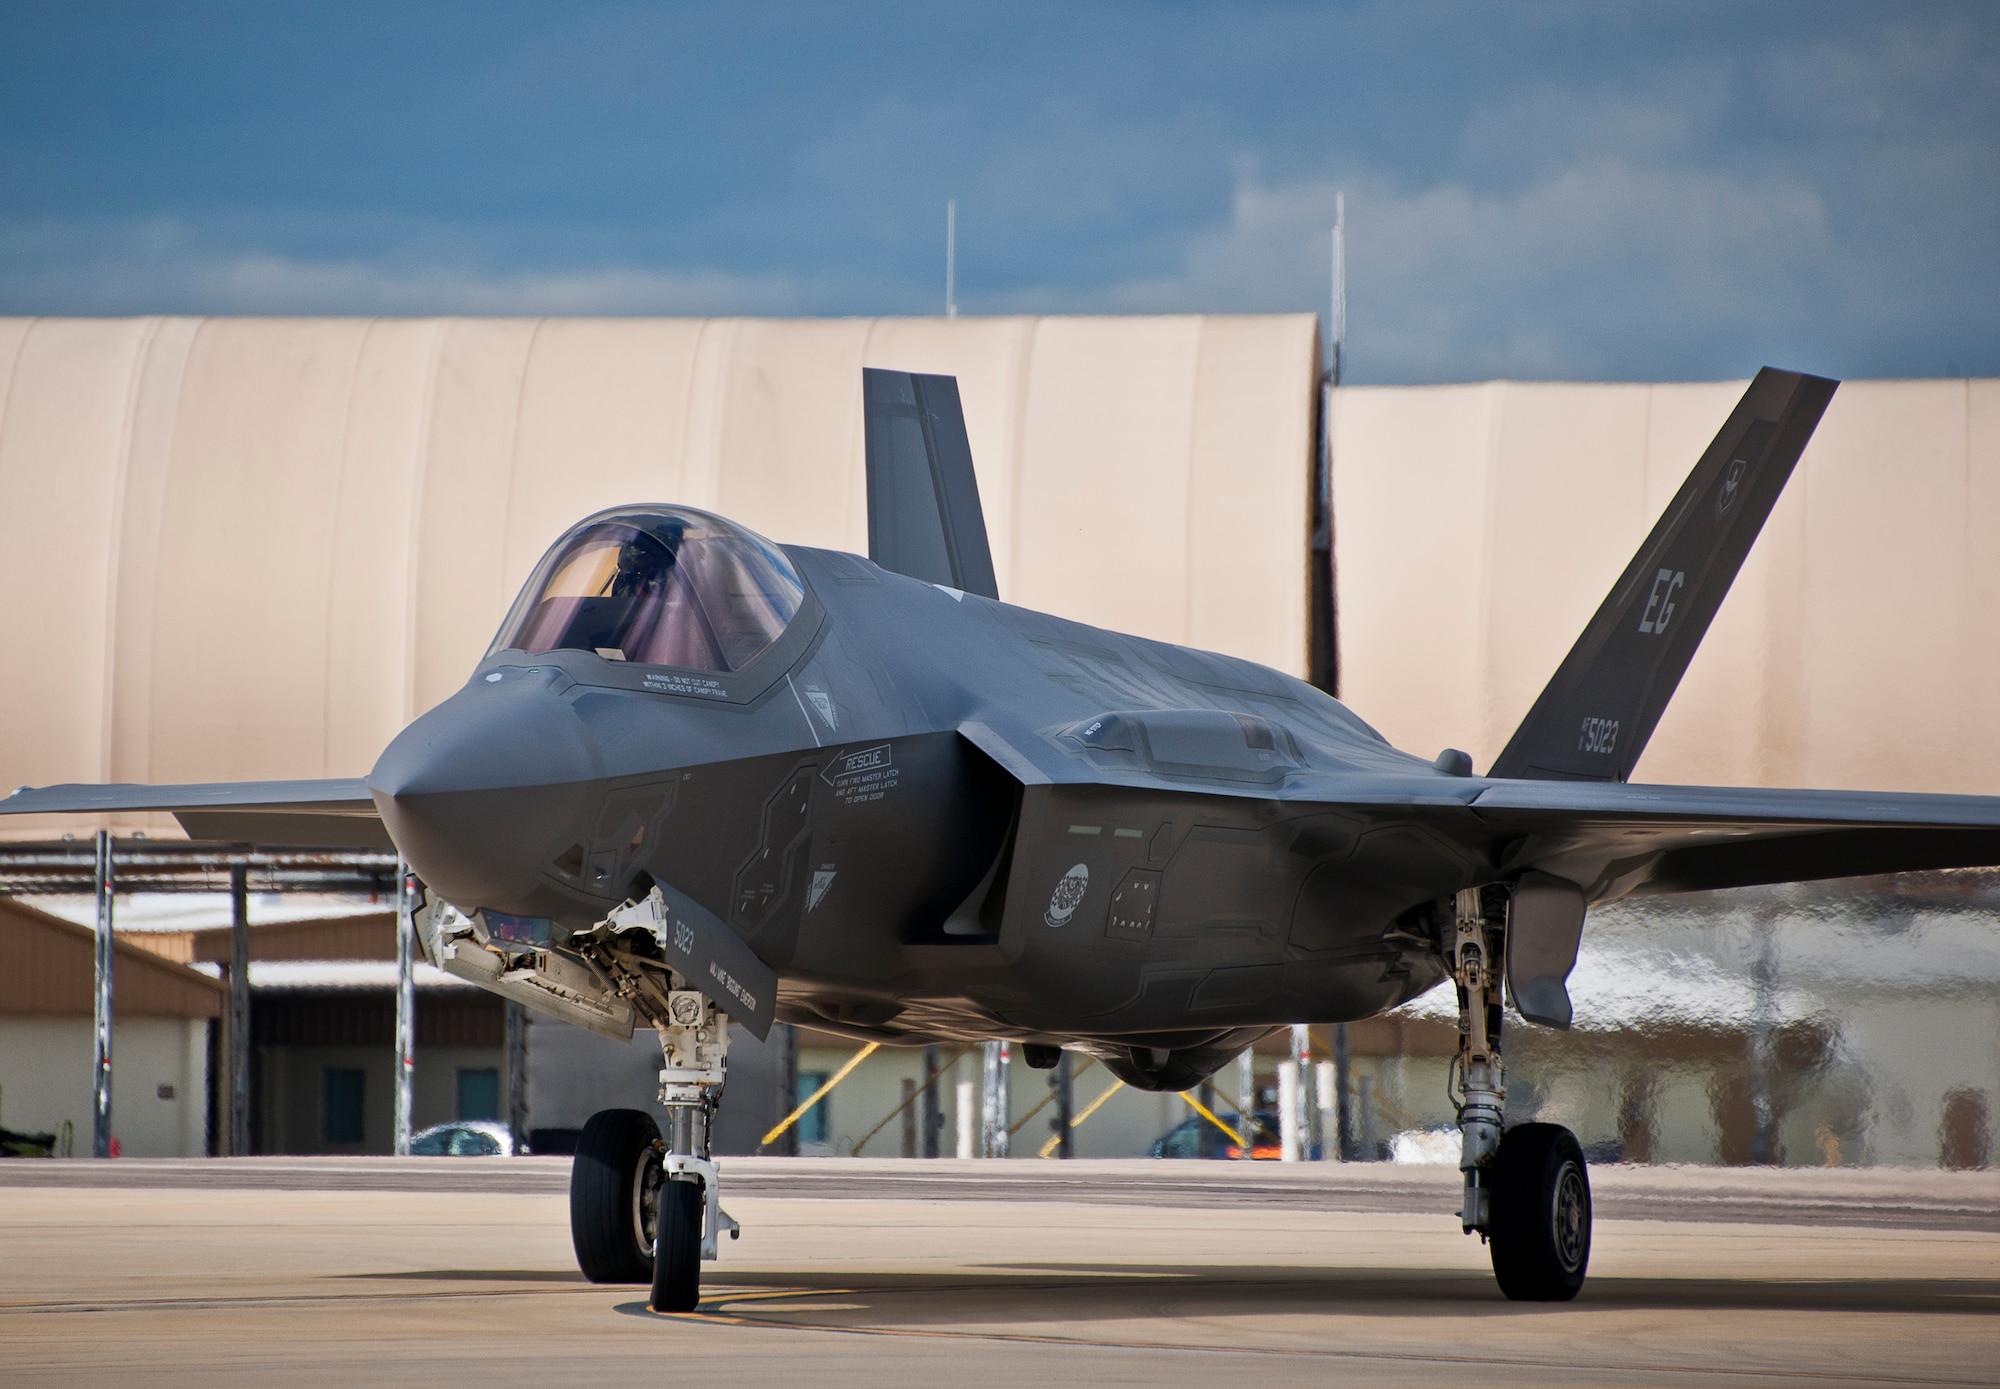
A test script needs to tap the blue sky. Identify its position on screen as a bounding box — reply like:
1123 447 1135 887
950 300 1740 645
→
1 2 1994 382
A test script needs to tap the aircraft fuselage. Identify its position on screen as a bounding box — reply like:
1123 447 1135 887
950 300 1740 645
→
370 543 1470 1060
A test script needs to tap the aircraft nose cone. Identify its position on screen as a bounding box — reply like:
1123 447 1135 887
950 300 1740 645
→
369 671 602 911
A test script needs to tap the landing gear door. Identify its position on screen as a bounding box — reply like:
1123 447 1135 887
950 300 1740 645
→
609 883 780 1039
1506 872 1586 1030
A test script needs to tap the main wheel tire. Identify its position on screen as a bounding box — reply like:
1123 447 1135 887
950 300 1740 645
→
1488 1122 1591 1302
650 1177 704 1313
570 1109 663 1284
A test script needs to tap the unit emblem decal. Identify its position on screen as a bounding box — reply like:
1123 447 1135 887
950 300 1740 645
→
1717 456 1748 514
1044 863 1090 927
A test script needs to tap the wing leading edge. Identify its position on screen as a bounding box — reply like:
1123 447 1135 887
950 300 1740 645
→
0 778 390 849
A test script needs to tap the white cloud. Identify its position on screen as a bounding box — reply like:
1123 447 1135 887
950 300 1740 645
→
1049 155 1844 381
0 218 814 318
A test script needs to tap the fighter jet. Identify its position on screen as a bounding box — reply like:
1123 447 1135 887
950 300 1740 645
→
10 365 2000 1309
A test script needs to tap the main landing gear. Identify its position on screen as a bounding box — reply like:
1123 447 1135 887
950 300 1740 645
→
569 989 738 1312
1451 886 1592 1301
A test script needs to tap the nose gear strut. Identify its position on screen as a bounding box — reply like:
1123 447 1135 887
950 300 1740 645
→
654 987 740 1266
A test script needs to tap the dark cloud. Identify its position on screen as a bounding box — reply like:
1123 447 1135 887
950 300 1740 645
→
0 2 1993 380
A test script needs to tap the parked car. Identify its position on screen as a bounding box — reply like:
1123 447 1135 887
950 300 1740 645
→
409 1121 517 1156
1149 1110 1282 1159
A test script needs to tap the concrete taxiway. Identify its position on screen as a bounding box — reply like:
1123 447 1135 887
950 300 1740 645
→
1 1159 1995 1387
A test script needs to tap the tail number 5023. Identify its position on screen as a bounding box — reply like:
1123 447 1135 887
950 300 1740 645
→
1578 717 1620 756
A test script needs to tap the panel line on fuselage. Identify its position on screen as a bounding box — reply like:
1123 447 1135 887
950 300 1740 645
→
784 673 823 748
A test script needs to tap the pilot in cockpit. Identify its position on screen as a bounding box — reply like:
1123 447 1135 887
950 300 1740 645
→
608 535 670 600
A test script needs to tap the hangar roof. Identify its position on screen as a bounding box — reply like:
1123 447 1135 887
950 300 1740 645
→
0 898 223 1018
0 314 1320 838
1332 377 2000 794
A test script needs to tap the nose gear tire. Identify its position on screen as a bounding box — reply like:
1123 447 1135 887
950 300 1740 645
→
1488 1122 1591 1302
650 1177 704 1312
569 1109 663 1284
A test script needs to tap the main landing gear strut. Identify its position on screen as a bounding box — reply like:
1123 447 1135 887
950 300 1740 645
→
570 988 738 1313
1451 886 1592 1301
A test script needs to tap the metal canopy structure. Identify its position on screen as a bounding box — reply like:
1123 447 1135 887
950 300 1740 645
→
0 840 402 1159
0 843 398 896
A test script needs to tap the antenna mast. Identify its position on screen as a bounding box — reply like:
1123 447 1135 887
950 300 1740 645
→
946 199 958 319
1330 191 1346 386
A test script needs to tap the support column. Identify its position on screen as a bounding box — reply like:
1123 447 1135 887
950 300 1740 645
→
91 830 114 1159
1051 1051 1074 1159
995 1042 1010 1155
228 858 251 1156
505 1001 528 1154
773 1023 799 1157
955 1078 975 1158
393 859 415 1156
1315 1061 1339 1161
1749 907 1779 1164
1235 1046 1255 1158
1278 1060 1302 1161
979 1040 1010 1157
1290 1024 1313 1157
920 1043 942 1158
1332 1022 1354 1161
899 1079 918 1157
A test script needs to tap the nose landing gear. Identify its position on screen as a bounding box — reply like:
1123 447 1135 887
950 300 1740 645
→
647 987 737 1312
568 985 738 1312
1450 886 1592 1301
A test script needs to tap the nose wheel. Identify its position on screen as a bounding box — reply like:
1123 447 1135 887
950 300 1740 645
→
651 1173 705 1312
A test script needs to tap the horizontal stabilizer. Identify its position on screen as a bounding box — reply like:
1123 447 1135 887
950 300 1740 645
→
863 368 1000 599
1467 778 2000 898
1489 368 1838 782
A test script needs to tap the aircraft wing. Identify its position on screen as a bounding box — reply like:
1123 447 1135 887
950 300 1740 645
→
0 778 392 849
1466 779 2000 899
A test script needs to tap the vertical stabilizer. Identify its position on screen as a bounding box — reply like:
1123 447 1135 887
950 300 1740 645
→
1488 368 1838 782
862 369 999 600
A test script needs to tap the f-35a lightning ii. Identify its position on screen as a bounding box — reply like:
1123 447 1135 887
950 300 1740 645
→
11 365 2000 1308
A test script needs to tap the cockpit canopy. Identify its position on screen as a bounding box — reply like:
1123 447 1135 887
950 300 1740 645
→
489 506 805 672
